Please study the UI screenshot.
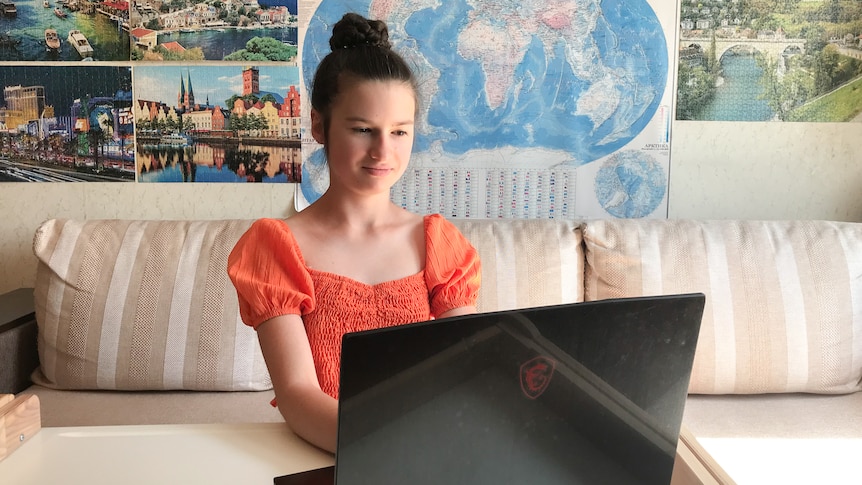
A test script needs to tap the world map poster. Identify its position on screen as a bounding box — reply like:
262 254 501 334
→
297 0 678 219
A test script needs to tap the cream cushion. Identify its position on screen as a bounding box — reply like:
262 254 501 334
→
32 219 272 391
452 219 584 312
583 219 862 395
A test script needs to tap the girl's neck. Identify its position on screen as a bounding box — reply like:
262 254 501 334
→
309 190 401 231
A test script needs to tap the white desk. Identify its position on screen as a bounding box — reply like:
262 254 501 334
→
0 423 334 485
698 436 862 485
0 422 729 485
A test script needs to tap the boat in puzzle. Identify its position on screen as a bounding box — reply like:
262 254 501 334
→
1 0 17 16
45 28 60 50
67 29 93 57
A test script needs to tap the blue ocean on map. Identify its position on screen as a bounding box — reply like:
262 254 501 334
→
302 0 668 203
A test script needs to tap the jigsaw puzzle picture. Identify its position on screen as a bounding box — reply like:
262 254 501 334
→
676 0 862 121
133 64 300 182
0 0 130 61
0 65 133 181
130 0 297 61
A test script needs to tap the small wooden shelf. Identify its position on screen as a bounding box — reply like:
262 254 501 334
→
0 393 41 462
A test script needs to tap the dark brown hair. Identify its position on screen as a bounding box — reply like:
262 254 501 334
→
311 13 419 140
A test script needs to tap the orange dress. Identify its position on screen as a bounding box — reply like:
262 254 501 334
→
227 214 481 398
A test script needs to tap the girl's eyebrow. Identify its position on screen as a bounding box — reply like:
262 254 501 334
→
345 116 414 126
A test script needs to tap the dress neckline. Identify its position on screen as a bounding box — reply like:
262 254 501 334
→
274 215 432 289
306 266 425 289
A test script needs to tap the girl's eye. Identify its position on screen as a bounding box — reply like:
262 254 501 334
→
353 127 371 134
395 130 409 136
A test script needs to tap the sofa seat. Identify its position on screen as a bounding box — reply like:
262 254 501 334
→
683 392 862 483
24 383 281 427
684 392 862 440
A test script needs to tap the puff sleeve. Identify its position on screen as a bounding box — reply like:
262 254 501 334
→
227 218 315 329
424 214 481 316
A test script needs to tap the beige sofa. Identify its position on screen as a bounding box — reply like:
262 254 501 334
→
17 217 862 482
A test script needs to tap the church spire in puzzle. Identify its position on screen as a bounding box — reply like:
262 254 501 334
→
186 71 195 108
178 75 186 109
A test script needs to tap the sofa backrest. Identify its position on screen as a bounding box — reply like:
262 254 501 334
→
450 219 584 312
31 217 862 397
583 219 862 395
31 218 586 393
32 219 270 391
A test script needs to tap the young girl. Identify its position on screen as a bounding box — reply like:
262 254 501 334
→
227 13 481 453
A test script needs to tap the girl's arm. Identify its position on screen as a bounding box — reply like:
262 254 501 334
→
438 305 477 319
256 314 338 453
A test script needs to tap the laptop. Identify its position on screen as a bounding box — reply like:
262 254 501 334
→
275 293 705 485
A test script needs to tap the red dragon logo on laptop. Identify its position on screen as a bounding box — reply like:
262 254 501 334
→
519 356 556 399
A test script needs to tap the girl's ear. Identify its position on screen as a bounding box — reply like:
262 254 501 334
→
310 109 326 144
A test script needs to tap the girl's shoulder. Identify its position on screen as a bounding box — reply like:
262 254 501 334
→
423 213 477 262
422 213 462 238
243 218 299 248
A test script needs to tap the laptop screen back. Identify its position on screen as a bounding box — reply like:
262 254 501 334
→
335 294 705 485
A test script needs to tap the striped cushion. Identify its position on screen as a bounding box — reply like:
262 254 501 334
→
32 219 271 391
451 219 584 312
583 219 862 395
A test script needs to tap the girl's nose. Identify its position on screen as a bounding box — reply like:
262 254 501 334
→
369 134 389 160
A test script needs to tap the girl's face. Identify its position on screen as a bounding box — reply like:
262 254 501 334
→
312 80 416 197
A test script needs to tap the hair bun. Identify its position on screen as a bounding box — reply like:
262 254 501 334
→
330 12 391 50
